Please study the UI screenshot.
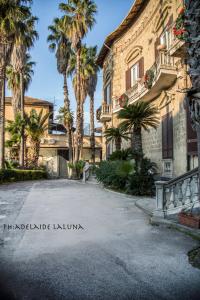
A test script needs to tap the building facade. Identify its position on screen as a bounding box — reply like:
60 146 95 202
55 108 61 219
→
97 0 197 178
5 96 102 177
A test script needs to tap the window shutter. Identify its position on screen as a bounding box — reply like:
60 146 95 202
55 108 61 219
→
126 69 131 91
162 115 168 159
186 106 197 155
162 112 173 159
104 87 107 103
167 14 173 28
154 37 160 60
139 57 144 78
168 112 173 158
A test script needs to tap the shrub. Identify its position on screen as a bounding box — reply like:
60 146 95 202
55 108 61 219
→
96 157 157 196
0 169 47 184
95 160 134 189
68 160 85 179
109 148 134 161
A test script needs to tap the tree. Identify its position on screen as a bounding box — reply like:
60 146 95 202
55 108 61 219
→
104 127 130 151
184 1 200 200
6 53 35 114
11 11 38 167
0 0 33 169
26 109 52 167
118 102 159 153
47 17 73 162
68 44 97 158
86 46 99 163
59 0 97 162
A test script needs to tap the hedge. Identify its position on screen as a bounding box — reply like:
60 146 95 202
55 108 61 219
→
0 169 47 184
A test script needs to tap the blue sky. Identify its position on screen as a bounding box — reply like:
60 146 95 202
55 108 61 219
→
15 0 134 124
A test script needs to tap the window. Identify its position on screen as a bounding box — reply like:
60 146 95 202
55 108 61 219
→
131 64 139 87
104 82 111 105
160 30 172 49
162 112 173 159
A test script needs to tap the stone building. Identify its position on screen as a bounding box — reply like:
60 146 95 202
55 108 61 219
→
5 96 102 177
96 0 197 178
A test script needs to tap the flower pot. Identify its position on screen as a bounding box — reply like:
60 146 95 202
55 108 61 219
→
178 7 185 15
157 44 166 51
178 212 200 229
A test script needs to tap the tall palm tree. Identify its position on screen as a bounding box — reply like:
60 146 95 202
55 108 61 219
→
104 127 130 151
11 13 38 167
185 1 200 200
47 17 73 162
86 46 99 163
118 102 159 153
6 53 35 115
59 0 97 162
26 109 52 167
0 0 32 169
68 44 96 158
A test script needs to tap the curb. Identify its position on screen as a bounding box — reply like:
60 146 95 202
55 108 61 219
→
135 200 154 217
150 216 200 241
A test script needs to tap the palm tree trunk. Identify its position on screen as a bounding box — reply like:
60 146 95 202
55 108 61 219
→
115 137 121 151
19 71 24 167
90 95 95 163
63 73 73 162
75 48 81 162
133 127 142 153
0 73 5 169
197 125 200 201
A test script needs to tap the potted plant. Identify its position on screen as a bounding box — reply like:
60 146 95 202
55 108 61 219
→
144 69 155 89
173 6 187 41
119 94 129 108
178 206 200 229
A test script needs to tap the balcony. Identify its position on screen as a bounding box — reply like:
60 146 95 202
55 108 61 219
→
97 103 112 123
113 51 177 113
168 27 187 58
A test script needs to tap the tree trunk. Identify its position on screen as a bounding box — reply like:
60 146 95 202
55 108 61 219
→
133 127 142 153
63 73 73 163
74 48 81 162
19 71 24 167
0 73 5 169
29 140 40 168
115 137 121 151
90 95 95 163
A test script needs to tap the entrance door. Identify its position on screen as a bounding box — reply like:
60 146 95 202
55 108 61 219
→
58 149 69 178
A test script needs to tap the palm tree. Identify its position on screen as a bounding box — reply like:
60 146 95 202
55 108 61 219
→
68 44 96 158
118 102 159 153
26 109 52 167
59 0 97 162
185 1 200 200
47 17 73 162
0 0 32 169
104 127 130 151
86 46 99 163
11 13 38 167
6 53 35 115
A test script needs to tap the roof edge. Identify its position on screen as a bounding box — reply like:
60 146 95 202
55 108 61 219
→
96 0 148 68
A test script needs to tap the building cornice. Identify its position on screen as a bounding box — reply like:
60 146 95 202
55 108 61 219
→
96 0 148 68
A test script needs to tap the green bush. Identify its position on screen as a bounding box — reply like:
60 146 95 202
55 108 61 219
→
0 169 47 184
95 157 156 196
96 160 134 189
68 160 85 179
109 148 134 161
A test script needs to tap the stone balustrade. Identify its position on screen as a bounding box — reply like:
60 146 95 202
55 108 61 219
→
154 168 199 217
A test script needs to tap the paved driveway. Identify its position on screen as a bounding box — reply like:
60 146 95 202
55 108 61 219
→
0 180 200 300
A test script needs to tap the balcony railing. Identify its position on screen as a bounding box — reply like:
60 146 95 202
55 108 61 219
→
113 51 177 112
168 25 187 58
99 103 112 122
154 168 199 217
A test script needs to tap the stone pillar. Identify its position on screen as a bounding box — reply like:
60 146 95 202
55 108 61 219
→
153 181 167 218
